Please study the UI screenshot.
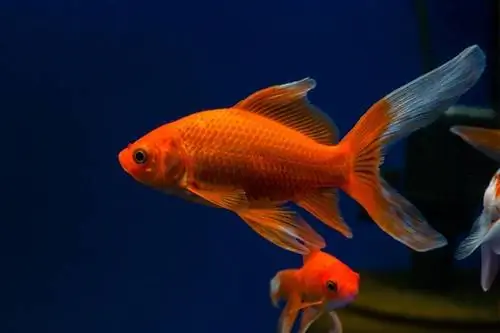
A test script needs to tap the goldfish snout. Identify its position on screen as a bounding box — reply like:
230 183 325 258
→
118 148 126 164
348 274 360 297
118 148 133 175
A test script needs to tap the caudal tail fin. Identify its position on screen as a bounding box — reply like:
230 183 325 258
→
338 45 486 252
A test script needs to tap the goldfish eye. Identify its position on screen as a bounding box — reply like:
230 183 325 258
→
326 280 338 292
132 148 148 164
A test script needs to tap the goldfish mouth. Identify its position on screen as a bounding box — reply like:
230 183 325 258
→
325 295 357 311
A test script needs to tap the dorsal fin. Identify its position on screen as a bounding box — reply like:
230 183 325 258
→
233 78 339 144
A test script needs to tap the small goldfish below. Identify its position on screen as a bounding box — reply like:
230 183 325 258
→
451 126 500 291
119 45 485 255
270 249 359 333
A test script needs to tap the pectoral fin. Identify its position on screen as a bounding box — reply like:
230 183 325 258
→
187 186 325 254
455 211 491 260
163 187 219 208
297 300 324 311
186 186 249 210
278 292 301 333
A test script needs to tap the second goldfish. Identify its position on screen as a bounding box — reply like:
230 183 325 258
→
270 249 359 333
451 126 500 291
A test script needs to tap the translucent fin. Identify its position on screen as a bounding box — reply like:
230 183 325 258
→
337 45 485 252
380 45 486 150
270 273 282 308
270 269 299 308
234 78 339 144
187 186 325 254
163 187 219 208
186 186 249 209
277 292 301 333
481 243 499 292
297 300 324 311
298 309 343 333
380 178 448 250
450 126 500 163
490 221 500 254
298 307 322 333
328 311 343 333
295 188 352 238
455 212 490 260
239 206 326 255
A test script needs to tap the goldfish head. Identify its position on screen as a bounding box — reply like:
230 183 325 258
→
118 127 187 189
318 262 360 309
301 253 360 310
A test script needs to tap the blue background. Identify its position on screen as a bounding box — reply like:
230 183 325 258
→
1 0 493 332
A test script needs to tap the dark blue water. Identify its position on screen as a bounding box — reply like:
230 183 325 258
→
0 1 493 332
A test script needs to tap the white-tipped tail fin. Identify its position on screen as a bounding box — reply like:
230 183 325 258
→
339 45 486 252
381 45 486 149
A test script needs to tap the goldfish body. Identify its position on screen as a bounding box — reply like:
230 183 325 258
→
451 126 500 291
270 249 359 333
119 45 485 255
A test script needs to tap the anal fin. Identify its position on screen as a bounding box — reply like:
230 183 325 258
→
295 189 352 238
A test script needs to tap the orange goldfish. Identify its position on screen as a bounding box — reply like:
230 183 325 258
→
270 249 359 333
118 45 485 255
451 126 500 291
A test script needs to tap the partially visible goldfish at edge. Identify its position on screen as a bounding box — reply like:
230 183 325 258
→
451 126 500 291
118 45 485 255
270 249 359 333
